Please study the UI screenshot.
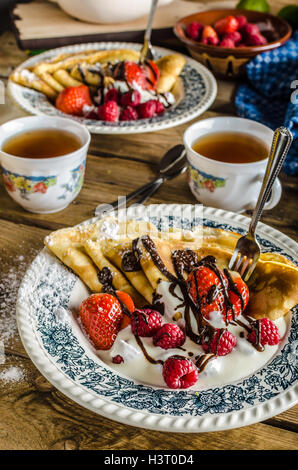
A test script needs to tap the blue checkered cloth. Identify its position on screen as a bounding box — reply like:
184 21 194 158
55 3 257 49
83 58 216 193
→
235 31 298 176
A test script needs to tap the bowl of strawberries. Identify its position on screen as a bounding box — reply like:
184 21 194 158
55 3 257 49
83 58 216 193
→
174 8 292 78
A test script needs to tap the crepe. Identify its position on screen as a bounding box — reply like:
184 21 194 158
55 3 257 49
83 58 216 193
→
10 48 186 106
155 54 186 93
44 216 298 320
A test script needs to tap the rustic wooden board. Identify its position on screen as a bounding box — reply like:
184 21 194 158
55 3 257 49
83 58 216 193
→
11 0 203 50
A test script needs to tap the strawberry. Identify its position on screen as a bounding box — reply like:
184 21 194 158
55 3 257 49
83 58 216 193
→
56 85 92 116
116 290 135 330
227 273 249 318
187 265 228 320
201 25 218 41
143 60 160 90
123 61 147 90
79 293 122 350
214 15 239 35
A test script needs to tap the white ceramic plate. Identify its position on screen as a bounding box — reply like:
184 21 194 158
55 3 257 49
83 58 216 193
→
8 42 217 134
17 205 298 432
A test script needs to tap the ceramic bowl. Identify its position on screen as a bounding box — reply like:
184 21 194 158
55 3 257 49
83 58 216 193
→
49 0 173 24
174 9 292 78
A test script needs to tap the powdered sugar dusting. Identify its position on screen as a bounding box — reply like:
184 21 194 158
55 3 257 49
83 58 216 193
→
0 252 35 345
0 366 25 384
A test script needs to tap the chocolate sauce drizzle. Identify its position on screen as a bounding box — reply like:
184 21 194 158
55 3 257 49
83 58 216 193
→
97 266 131 319
110 235 263 370
134 334 164 365
121 239 142 272
135 236 255 368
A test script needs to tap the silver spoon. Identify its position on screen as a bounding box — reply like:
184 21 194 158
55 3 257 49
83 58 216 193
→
139 0 159 63
94 145 187 216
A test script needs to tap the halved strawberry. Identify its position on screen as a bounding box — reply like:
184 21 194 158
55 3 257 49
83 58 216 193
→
79 293 122 350
116 290 135 330
187 265 228 320
201 25 219 41
187 264 249 323
143 60 160 90
123 61 147 90
56 84 92 116
227 272 249 317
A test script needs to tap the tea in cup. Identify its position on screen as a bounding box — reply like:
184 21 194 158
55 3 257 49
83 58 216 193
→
184 117 282 213
0 116 90 213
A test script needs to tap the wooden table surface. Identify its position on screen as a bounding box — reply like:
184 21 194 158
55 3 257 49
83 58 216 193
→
0 6 297 450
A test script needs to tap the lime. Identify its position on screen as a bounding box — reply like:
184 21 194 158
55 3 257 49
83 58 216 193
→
236 0 270 13
278 5 298 29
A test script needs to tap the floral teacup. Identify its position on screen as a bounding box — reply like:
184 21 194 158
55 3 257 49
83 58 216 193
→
0 116 90 213
184 117 282 213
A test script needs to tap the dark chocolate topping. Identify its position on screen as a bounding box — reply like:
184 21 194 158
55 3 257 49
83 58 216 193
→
139 235 176 282
97 266 131 318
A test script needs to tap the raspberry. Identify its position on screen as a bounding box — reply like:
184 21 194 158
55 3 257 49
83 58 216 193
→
207 36 220 45
235 15 247 29
84 109 98 120
153 323 185 350
104 88 120 103
246 33 267 46
224 31 242 45
155 100 165 114
120 106 138 121
247 318 280 347
163 356 199 389
131 308 162 337
137 100 156 119
186 21 203 40
98 100 119 122
120 89 141 107
112 355 124 364
220 38 235 48
241 23 260 37
202 329 237 356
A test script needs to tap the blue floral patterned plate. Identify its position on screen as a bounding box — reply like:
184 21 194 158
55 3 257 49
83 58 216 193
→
8 42 217 135
16 205 298 432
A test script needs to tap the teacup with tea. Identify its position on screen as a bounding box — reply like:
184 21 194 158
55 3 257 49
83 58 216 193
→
0 116 90 213
184 117 282 212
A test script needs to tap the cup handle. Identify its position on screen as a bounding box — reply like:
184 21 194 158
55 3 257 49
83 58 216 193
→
263 177 282 210
244 177 282 211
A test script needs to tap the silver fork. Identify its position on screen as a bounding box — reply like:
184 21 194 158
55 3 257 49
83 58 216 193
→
228 126 293 281
139 0 158 63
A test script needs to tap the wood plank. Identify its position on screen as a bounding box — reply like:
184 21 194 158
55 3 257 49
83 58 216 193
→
1 148 297 241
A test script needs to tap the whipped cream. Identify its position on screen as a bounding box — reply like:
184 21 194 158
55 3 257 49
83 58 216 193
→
94 280 288 390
